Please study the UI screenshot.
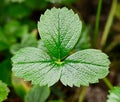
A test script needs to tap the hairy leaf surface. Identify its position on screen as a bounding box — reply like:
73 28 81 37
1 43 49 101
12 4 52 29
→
12 47 110 87
38 7 82 59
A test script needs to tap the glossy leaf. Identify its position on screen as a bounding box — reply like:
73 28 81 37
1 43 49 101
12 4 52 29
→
38 7 82 59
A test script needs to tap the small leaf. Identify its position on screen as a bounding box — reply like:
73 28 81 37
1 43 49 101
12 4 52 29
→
75 25 91 50
107 86 120 102
12 47 110 87
25 85 50 102
0 80 9 102
10 33 38 54
38 7 82 59
46 0 76 4
12 76 29 100
4 20 29 38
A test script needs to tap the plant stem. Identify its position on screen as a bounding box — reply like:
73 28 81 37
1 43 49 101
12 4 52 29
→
103 77 113 89
78 86 87 102
101 0 117 47
94 0 103 45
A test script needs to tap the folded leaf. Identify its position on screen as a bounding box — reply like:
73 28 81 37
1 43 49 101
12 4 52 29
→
38 7 82 59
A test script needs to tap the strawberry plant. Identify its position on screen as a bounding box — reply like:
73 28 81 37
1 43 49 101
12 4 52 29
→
0 0 120 102
12 7 110 87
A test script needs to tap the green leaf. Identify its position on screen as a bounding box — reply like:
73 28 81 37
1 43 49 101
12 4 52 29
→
10 33 38 54
12 77 29 100
7 0 24 3
25 0 48 10
75 25 91 50
25 85 50 102
38 40 48 52
4 20 29 38
0 59 12 86
7 3 31 19
12 47 61 86
38 7 82 59
107 86 120 102
61 49 110 86
0 27 9 51
46 0 76 4
12 47 110 87
0 80 9 102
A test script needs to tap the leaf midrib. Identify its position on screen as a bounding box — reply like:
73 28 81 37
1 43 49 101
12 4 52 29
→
14 59 108 68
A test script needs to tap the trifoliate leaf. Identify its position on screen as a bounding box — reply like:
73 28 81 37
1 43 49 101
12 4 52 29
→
0 81 9 102
107 86 120 102
25 85 50 102
12 47 110 87
38 7 82 59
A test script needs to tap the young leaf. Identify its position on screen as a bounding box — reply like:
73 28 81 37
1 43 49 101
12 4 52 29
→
12 47 110 87
0 80 9 102
38 7 82 59
107 86 120 102
12 7 110 87
25 85 50 102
